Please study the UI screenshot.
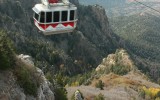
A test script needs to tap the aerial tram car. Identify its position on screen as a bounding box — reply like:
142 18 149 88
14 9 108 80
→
32 0 78 35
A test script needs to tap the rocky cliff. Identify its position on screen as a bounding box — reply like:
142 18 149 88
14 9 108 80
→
0 54 55 100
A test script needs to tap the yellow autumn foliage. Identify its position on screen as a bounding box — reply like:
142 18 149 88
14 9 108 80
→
71 81 79 86
142 86 160 98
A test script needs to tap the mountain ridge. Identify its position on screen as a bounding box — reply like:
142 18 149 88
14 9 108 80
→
67 49 160 100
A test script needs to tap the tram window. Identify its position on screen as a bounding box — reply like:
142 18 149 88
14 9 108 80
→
70 10 75 20
40 12 45 23
46 12 52 23
54 11 60 22
62 11 68 22
34 13 39 21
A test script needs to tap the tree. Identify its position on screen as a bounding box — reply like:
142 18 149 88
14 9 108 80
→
156 91 160 98
54 87 68 100
0 30 14 70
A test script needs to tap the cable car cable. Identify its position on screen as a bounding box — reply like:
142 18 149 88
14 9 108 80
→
134 0 160 14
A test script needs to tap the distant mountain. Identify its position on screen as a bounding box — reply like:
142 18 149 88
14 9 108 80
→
79 0 160 17
79 0 126 8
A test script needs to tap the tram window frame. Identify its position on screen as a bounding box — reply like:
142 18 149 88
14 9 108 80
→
46 12 52 23
53 11 60 22
34 13 39 21
40 12 45 23
61 11 68 22
75 10 77 19
70 10 75 21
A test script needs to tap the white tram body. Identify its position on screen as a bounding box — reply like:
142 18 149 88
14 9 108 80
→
32 3 77 35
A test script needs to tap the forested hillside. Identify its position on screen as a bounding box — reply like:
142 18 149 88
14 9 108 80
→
110 14 160 80
0 0 120 76
79 0 160 17
82 0 160 81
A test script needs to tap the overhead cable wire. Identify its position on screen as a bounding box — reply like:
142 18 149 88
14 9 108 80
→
134 0 160 14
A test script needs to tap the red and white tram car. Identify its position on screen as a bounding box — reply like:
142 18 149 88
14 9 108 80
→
32 0 78 35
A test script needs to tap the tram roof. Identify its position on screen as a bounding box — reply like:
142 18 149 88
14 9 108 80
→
33 3 77 14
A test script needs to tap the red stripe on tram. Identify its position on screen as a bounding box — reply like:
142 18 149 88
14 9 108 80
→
62 22 74 27
48 0 58 3
51 23 59 28
39 24 50 30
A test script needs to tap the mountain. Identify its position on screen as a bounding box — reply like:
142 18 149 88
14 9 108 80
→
79 0 126 8
0 0 122 98
79 0 160 81
79 0 160 17
67 49 160 100
1 0 160 99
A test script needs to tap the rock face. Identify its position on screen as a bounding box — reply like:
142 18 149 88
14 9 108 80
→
96 49 134 72
0 54 55 100
74 90 83 100
0 71 26 100
18 54 55 100
36 68 55 100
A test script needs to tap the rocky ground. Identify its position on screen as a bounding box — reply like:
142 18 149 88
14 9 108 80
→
67 72 160 100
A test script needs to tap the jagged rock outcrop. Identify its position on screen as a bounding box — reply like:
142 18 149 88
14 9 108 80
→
74 90 83 100
0 71 26 100
18 54 55 100
0 54 54 100
96 49 134 73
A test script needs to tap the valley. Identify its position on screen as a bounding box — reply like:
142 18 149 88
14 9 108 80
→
0 0 160 99
79 0 160 81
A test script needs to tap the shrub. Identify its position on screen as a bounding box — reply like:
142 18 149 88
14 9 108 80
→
95 80 104 90
138 89 145 98
47 72 68 100
14 61 39 96
142 86 160 99
0 30 14 70
46 72 54 83
156 91 160 98
111 65 130 75
54 87 67 100
94 93 105 100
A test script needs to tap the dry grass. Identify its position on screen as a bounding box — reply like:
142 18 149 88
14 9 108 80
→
85 95 95 100
91 72 148 91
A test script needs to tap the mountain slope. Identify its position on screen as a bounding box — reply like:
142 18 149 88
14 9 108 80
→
0 30 55 100
110 14 160 80
0 0 120 75
79 0 160 17
67 49 160 100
